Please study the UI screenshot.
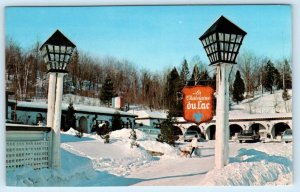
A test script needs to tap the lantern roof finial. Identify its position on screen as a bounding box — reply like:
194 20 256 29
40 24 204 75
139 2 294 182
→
199 15 247 40
40 30 76 50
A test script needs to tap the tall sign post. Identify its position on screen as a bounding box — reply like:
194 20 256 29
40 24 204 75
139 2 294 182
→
199 16 246 169
40 30 76 168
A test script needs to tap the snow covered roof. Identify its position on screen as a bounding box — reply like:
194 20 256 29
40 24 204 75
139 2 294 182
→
73 104 137 117
16 101 137 117
227 112 292 121
127 110 167 119
175 112 291 124
17 101 49 109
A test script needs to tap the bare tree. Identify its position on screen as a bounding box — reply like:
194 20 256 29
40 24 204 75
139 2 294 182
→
238 51 255 98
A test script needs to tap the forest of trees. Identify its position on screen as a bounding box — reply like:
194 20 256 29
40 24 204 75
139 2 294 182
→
5 39 292 113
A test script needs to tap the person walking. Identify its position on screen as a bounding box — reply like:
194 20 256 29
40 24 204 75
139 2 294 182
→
190 135 198 157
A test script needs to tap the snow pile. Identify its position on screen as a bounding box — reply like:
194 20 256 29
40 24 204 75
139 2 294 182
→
254 142 293 159
61 129 154 177
6 149 97 186
110 129 179 158
138 140 179 158
110 128 148 141
89 129 179 175
201 161 291 185
64 127 80 136
90 144 153 176
62 127 102 142
200 147 292 185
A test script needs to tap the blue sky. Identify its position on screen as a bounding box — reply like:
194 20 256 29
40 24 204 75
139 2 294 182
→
5 5 292 72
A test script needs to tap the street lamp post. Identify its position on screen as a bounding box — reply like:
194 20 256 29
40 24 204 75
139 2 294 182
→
199 16 246 169
40 30 76 168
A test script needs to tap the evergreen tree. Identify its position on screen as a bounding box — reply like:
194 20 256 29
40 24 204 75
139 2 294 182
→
198 69 211 86
282 59 292 90
179 59 190 86
100 76 114 106
111 112 122 131
157 112 176 146
164 67 182 117
65 103 76 132
232 70 245 104
262 60 279 94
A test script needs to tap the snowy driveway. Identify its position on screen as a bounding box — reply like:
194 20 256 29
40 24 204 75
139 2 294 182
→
61 130 292 186
127 155 214 186
61 132 218 186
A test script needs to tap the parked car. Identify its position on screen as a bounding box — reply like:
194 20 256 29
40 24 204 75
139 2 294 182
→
282 129 292 143
183 131 204 142
237 130 260 143
258 129 271 143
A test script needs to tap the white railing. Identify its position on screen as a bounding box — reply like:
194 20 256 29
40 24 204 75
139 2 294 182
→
6 124 53 170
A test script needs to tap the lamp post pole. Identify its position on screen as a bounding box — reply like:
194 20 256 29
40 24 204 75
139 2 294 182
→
40 30 76 169
51 73 65 168
47 73 56 128
199 16 246 169
46 73 58 167
215 63 230 168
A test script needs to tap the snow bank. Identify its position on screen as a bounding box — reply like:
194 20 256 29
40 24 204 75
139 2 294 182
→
61 128 154 177
201 161 291 185
62 127 103 142
200 147 292 185
110 129 179 158
6 149 97 186
138 140 179 158
90 144 153 176
64 127 79 136
110 128 148 141
64 128 148 142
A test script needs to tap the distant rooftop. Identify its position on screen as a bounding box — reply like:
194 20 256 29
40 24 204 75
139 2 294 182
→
127 110 167 119
14 100 137 117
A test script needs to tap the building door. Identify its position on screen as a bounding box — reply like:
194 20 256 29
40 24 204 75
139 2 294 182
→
79 116 88 133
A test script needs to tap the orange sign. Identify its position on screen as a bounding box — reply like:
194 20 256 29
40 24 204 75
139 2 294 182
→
182 86 214 124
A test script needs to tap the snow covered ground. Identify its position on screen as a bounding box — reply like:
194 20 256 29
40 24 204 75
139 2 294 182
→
4 89 295 191
6 128 292 188
230 90 292 114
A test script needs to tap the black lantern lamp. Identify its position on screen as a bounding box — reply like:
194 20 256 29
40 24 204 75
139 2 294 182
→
199 16 247 65
40 30 76 73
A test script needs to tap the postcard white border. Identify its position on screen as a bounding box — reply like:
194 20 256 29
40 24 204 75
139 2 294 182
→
0 1 299 192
